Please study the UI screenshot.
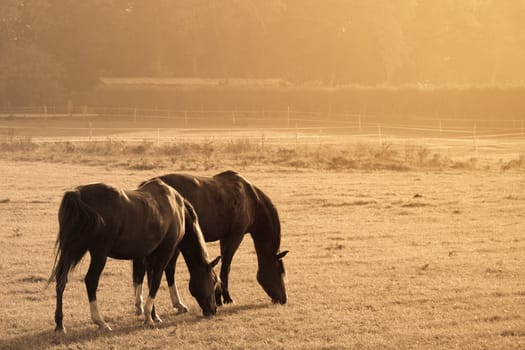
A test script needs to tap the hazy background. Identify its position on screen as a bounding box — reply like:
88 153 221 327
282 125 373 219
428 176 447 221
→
2 0 525 106
1 4 524 348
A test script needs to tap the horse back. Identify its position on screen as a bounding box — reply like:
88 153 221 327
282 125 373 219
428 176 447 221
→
214 171 281 251
155 172 264 241
77 181 185 258
75 183 126 224
134 178 186 234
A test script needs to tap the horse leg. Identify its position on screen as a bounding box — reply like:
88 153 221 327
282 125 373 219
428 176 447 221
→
165 250 188 314
132 258 146 315
219 234 244 304
143 264 162 324
85 252 111 331
144 261 168 327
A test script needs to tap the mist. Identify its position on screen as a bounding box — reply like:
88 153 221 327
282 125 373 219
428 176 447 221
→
2 0 525 105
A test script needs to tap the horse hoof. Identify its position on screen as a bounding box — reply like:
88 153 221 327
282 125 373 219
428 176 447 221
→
97 323 112 332
143 320 156 328
154 315 163 323
174 304 189 314
55 326 66 334
135 306 144 316
222 291 233 304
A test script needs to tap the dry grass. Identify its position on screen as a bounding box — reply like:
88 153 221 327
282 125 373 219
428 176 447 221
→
1 138 523 174
0 158 524 349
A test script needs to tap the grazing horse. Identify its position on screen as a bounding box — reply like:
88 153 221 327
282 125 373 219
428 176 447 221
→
49 179 221 333
133 170 288 314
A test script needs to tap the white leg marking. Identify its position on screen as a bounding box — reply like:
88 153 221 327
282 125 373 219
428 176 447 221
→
134 283 144 315
169 284 189 314
89 301 112 331
144 296 156 327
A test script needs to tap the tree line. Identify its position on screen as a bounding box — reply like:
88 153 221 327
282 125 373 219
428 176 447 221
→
1 0 525 105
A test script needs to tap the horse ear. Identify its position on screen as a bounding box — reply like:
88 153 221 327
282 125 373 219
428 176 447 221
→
210 256 221 267
276 250 289 259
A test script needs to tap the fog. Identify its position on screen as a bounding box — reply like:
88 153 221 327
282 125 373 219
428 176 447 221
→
2 1 525 103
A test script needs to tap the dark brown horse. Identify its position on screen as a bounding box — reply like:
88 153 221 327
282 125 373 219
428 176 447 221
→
133 171 288 314
49 179 221 333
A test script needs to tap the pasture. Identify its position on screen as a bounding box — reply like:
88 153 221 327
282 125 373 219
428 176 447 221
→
4 2 525 348
0 144 524 349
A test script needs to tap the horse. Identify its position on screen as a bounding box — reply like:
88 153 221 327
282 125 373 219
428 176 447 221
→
133 170 288 314
49 178 221 333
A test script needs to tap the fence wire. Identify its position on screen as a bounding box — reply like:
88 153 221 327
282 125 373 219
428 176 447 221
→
1 107 524 156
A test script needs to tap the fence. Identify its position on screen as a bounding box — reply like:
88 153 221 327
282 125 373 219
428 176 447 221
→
1 106 524 155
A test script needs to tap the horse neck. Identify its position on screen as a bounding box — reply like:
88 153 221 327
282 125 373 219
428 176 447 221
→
250 189 281 265
179 222 209 271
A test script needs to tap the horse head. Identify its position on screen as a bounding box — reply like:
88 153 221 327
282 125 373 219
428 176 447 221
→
257 250 289 304
189 256 222 316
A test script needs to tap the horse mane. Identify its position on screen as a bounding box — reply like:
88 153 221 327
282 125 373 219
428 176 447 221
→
216 171 280 251
179 198 210 264
218 173 281 256
252 185 281 249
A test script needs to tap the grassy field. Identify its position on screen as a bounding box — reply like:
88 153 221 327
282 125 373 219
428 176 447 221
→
0 140 524 349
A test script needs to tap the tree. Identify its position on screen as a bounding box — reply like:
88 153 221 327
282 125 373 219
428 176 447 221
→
0 42 63 105
0 0 63 105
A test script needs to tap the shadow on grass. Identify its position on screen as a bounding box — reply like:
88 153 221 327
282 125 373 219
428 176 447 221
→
216 302 272 316
0 303 271 349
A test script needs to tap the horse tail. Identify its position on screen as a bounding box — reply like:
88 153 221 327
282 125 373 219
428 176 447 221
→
48 190 104 289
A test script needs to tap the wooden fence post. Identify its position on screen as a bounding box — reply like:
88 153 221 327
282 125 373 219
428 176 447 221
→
473 122 478 153
287 106 291 128
295 122 298 146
